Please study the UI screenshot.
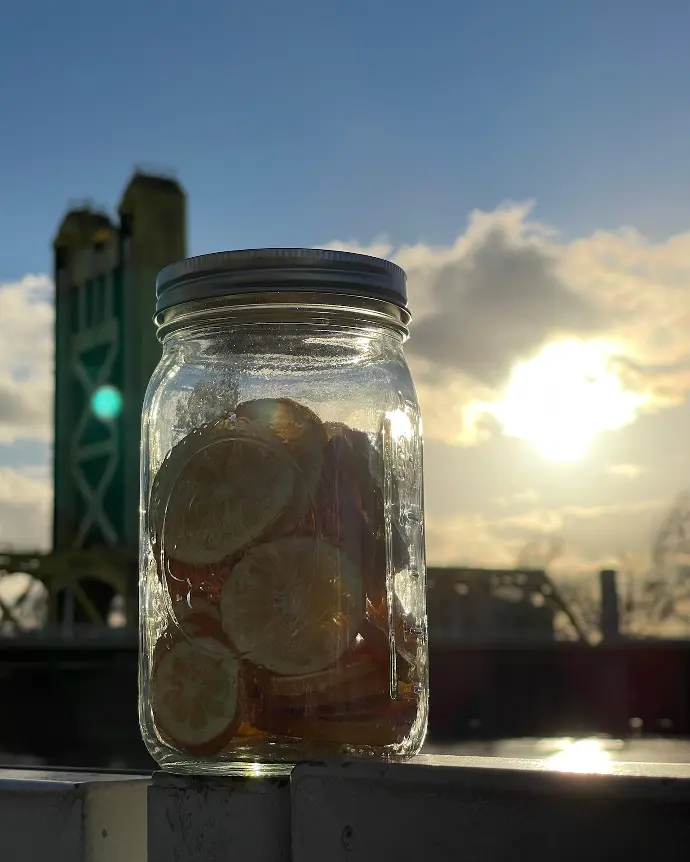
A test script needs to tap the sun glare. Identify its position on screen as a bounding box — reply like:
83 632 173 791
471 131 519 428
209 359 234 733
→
547 738 613 773
487 340 647 461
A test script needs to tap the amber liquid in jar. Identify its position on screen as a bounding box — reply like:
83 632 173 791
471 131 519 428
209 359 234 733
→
142 391 426 774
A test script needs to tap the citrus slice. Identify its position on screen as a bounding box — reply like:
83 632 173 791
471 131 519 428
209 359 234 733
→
287 429 378 580
169 593 227 643
161 557 228 641
253 640 389 708
235 398 326 531
165 556 232 605
321 425 408 608
220 536 364 676
159 424 296 565
298 482 373 575
317 434 371 530
149 424 229 548
256 697 416 747
151 633 241 755
324 423 374 505
322 425 363 497
244 620 418 730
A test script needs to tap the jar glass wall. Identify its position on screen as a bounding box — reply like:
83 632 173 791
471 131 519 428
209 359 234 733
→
139 265 427 775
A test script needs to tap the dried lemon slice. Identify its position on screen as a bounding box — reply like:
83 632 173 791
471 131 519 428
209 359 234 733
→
169 593 227 643
152 634 241 755
220 537 364 676
157 425 295 566
324 422 379 525
149 425 225 549
235 398 326 531
259 653 389 713
256 698 416 747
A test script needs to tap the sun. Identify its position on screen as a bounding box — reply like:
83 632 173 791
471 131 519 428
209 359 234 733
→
486 339 647 461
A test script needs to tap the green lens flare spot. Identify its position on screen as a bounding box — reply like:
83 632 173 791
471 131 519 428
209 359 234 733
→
91 385 123 421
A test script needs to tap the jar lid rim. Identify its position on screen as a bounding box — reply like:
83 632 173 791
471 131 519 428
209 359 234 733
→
155 248 408 315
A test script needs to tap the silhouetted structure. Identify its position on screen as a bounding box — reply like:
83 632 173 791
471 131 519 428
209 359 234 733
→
426 567 587 645
600 569 621 641
51 172 186 620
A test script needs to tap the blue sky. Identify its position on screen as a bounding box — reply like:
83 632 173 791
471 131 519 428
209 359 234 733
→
2 0 690 279
4 0 690 596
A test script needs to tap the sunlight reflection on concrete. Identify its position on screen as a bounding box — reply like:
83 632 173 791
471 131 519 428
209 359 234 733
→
546 738 614 773
423 736 690 766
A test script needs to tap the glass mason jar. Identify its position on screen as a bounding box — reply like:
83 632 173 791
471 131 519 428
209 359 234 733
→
139 249 428 774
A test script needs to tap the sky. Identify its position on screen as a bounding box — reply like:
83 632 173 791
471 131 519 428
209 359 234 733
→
2 0 690 612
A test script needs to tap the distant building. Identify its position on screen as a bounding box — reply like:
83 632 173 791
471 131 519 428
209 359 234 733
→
51 172 186 617
426 567 567 645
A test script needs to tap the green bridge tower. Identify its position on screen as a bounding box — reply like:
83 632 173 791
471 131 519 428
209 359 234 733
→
51 171 186 621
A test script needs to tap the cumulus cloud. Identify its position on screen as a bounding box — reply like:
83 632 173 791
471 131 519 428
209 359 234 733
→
0 276 54 552
407 225 601 383
496 489 539 506
324 211 690 574
0 275 54 443
0 383 47 425
325 203 690 449
424 512 517 569
0 466 52 551
2 205 690 577
424 495 668 573
606 463 646 479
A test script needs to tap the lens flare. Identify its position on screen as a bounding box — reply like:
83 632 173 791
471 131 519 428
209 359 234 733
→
91 385 123 421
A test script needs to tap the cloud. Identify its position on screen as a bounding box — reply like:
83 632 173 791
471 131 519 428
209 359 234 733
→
325 204 690 449
412 362 499 447
2 204 690 578
0 275 54 551
0 465 52 551
373 201 690 575
407 224 601 383
496 488 539 506
606 463 646 479
496 508 565 534
328 204 604 390
558 228 690 407
0 275 54 443
423 495 669 575
424 512 517 569
559 499 666 522
0 383 48 426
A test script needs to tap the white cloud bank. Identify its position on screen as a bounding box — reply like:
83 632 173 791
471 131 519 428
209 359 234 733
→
0 274 54 551
0 274 54 443
0 466 52 551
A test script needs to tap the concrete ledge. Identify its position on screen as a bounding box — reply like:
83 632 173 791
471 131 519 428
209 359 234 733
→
0 768 149 862
291 756 690 862
12 755 683 861
148 771 291 862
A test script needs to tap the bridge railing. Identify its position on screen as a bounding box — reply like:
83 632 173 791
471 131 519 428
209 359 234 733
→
0 549 135 634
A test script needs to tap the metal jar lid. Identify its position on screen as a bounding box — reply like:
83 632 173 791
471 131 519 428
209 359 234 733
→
155 248 408 315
